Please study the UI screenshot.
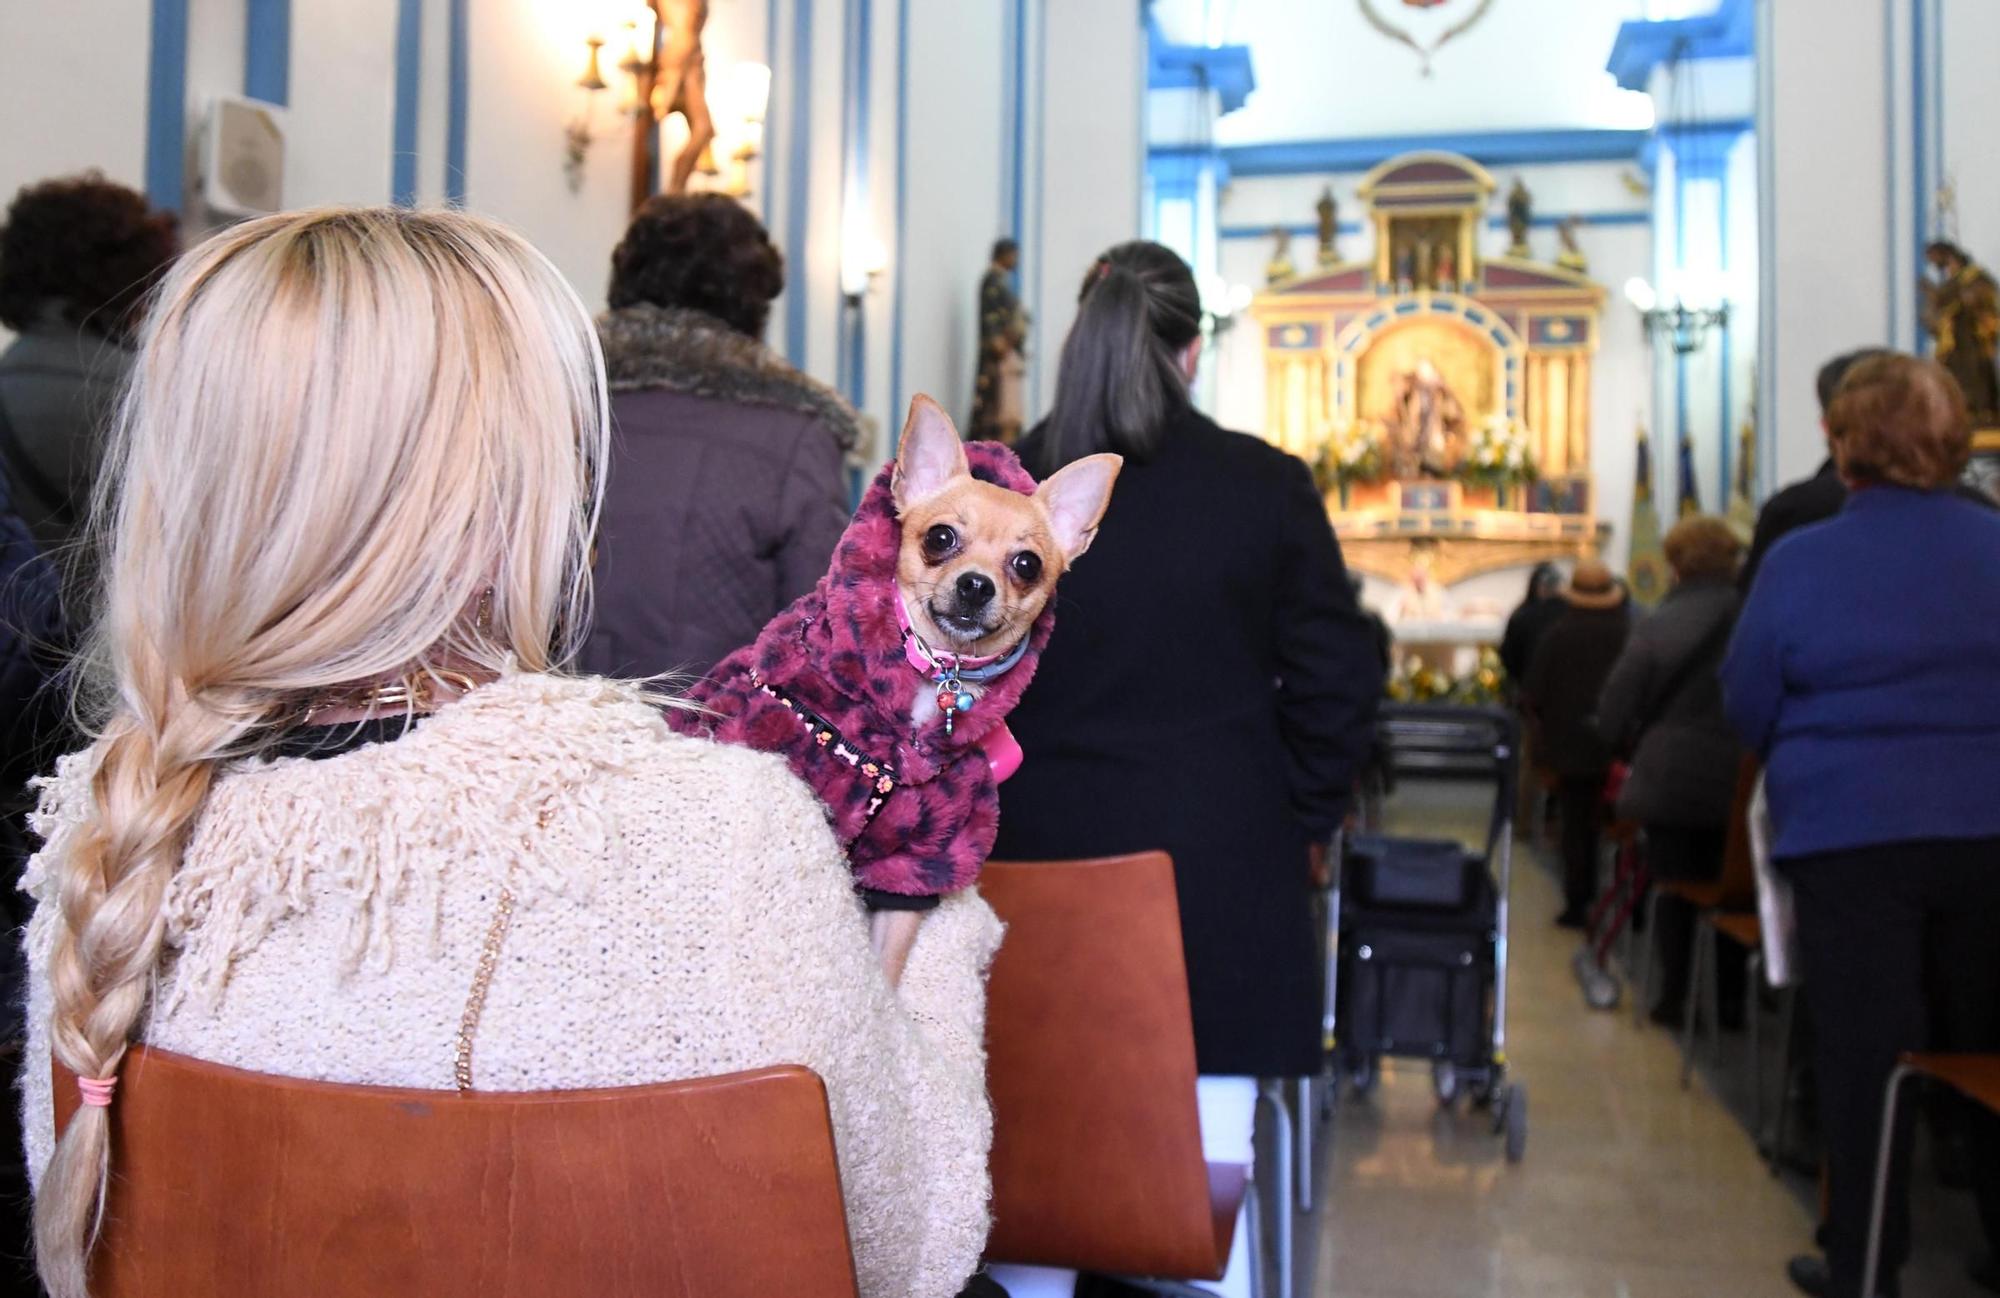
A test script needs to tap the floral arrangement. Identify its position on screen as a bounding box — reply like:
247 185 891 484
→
1385 647 1507 705
1312 422 1387 497
1456 417 1539 493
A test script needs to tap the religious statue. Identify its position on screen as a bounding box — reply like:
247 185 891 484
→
1555 216 1588 273
1394 243 1416 292
1315 187 1341 266
1435 244 1458 291
970 239 1029 443
651 0 717 194
1922 240 2000 424
1265 226 1296 283
1385 359 1468 479
1505 177 1533 257
1387 542 1452 624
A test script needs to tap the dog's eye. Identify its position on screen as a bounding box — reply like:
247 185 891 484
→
922 524 958 558
1009 552 1044 585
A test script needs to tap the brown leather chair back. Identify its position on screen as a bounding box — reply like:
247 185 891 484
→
54 1047 859 1298
979 852 1243 1279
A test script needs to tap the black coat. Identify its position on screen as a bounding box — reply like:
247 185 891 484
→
996 407 1381 1077
1740 461 1844 594
1521 602 1631 778
1498 595 1564 686
1595 577 1741 828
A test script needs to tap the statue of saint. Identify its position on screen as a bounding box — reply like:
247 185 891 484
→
1315 187 1341 266
1506 177 1533 257
650 0 717 194
970 239 1029 443
1394 243 1416 291
1385 359 1467 479
1555 216 1589 272
1922 240 2000 423
1435 244 1458 291
1265 227 1296 283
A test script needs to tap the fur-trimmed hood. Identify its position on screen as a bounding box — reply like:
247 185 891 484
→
596 303 861 450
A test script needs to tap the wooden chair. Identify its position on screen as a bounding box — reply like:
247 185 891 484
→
980 853 1259 1297
54 1047 860 1298
1863 1053 2000 1298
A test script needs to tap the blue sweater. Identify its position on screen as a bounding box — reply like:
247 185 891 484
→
1721 485 2000 859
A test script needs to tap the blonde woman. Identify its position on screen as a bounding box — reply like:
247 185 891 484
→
19 207 1001 1298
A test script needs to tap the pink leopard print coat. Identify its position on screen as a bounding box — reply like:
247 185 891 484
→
665 443 1054 901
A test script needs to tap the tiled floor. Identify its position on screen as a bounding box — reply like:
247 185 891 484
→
1294 781 1988 1298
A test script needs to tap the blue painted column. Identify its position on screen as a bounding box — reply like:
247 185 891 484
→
392 0 423 205
245 0 290 104
145 0 190 212
445 0 469 203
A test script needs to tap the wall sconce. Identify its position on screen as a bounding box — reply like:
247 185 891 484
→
1624 276 1730 355
704 61 771 197
565 4 658 194
842 231 890 305
1200 275 1255 335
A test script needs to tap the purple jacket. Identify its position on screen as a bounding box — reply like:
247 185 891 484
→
582 305 858 678
667 445 1055 900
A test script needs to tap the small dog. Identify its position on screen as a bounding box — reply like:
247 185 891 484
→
668 395 1120 980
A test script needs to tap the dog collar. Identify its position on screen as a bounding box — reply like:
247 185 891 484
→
895 596 1031 736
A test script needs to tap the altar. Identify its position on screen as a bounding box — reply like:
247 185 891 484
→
1252 152 1609 585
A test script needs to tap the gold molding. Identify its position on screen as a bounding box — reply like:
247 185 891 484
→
1340 533 1605 586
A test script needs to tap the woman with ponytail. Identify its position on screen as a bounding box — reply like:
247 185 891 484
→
994 242 1381 1298
20 208 1001 1298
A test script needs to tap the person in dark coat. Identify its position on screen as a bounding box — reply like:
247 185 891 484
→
1596 516 1743 1022
1498 561 1563 687
582 194 858 680
993 241 1378 1298
0 173 177 561
1741 349 1885 593
1723 354 2000 1298
1521 559 1630 926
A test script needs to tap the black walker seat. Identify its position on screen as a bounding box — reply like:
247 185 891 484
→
1326 704 1527 1161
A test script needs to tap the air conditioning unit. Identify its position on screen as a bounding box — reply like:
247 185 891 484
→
201 96 285 217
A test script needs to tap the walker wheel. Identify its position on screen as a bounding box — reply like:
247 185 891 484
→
1432 1059 1460 1107
1504 1082 1529 1163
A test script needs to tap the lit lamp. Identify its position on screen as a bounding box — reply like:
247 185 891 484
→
842 230 890 305
1625 275 1730 355
565 3 660 192
699 61 771 197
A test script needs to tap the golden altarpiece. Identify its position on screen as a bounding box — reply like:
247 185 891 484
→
1252 153 1608 584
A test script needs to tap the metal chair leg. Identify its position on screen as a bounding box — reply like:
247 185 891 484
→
1256 1083 1295 1298
1295 1076 1313 1214
1680 920 1709 1088
1634 888 1661 1028
1703 921 1724 1069
1244 1175 1267 1298
1861 1063 1917 1298
1768 984 1799 1174
1747 949 1764 1148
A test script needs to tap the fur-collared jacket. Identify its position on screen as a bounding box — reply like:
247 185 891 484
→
582 303 862 679
666 445 1055 902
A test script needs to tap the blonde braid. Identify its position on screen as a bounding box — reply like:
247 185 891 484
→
34 682 254 1298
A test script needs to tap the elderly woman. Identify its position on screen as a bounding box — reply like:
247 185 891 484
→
1597 516 1744 1025
584 193 858 678
1722 353 2000 1298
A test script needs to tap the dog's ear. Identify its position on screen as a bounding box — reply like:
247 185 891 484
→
1035 454 1123 563
893 395 970 509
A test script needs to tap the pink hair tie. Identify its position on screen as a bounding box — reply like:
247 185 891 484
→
76 1076 118 1108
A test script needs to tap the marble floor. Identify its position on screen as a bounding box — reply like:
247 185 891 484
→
1281 780 1989 1298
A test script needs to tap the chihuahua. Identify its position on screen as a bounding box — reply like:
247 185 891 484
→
667 395 1120 981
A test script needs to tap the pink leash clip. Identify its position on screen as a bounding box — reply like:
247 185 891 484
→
981 722 1024 784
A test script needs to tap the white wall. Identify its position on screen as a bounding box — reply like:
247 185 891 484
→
1026 0 1146 420
1153 0 1655 142
1940 0 2000 286
0 1 151 221
1761 0 1910 485
892 1 1007 434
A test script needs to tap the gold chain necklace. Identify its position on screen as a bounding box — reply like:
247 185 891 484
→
302 669 481 723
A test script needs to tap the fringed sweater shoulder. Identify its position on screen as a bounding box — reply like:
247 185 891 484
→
19 670 1002 1298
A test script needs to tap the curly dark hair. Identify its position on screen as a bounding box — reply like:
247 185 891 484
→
0 172 179 344
608 193 785 339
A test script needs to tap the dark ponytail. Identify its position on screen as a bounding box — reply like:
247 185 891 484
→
1037 240 1202 474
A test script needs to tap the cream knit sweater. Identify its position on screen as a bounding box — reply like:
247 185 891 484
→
20 671 1003 1298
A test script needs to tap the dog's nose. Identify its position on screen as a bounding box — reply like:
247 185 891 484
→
956 571 996 609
